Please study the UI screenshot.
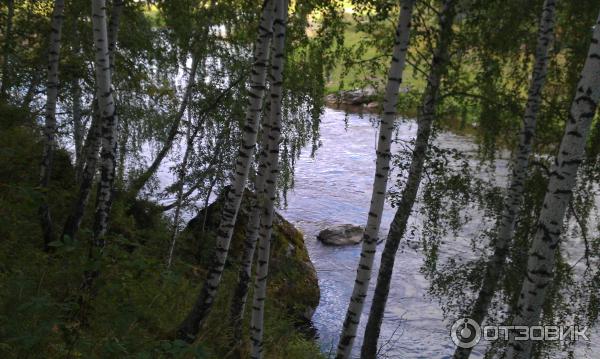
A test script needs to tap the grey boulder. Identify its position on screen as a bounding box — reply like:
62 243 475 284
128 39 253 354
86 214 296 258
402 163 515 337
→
317 224 364 246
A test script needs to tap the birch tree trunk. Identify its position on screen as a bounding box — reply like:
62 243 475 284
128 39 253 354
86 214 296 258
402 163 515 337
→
361 1 456 357
72 78 85 182
91 0 118 247
62 104 101 241
176 0 275 342
107 0 124 75
249 2 288 357
229 102 273 344
39 0 65 250
505 12 600 359
167 113 193 269
336 2 415 357
62 0 123 242
0 0 15 98
453 2 556 358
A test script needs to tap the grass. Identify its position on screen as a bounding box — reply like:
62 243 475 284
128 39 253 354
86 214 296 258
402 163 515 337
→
324 12 427 95
0 102 324 359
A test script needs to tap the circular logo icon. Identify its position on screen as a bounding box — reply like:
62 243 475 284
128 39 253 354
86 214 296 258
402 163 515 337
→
451 318 481 348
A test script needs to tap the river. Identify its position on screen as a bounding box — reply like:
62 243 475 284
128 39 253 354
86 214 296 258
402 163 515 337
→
276 107 597 358
153 105 596 358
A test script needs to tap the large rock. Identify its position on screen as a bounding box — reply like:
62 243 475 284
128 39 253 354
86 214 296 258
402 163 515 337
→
325 86 377 106
185 188 320 327
317 224 364 245
324 85 411 110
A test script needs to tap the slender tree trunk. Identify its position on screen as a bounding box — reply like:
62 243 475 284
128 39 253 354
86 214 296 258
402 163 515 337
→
167 114 193 269
249 2 287 357
62 103 101 241
72 78 85 182
360 1 457 357
109 0 125 187
128 52 200 198
116 116 128 186
39 0 66 250
200 163 220 237
21 73 41 109
91 0 118 248
453 2 556 358
107 0 124 75
175 0 275 343
229 103 273 344
62 0 123 243
336 2 415 358
505 12 600 359
0 0 15 98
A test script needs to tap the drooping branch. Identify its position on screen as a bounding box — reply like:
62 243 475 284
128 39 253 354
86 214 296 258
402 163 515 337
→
505 10 600 359
127 52 201 197
454 1 557 358
175 0 276 343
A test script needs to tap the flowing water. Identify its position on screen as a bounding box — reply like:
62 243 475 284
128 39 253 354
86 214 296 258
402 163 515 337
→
277 108 497 358
275 107 597 358
153 106 597 358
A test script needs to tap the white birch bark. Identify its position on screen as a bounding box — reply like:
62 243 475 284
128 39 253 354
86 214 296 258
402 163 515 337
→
249 2 288 357
361 1 457 357
72 78 85 182
229 103 273 343
176 0 276 342
336 2 415 357
453 2 557 358
91 0 118 247
0 0 15 98
39 0 66 249
62 102 102 241
108 0 124 75
167 112 193 269
505 11 600 359
64 0 123 243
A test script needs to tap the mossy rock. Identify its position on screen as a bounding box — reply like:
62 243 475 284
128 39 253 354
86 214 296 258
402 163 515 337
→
185 187 320 327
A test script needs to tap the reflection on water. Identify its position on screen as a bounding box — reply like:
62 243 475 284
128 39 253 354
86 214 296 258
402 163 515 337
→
152 105 597 358
277 107 598 358
278 108 499 358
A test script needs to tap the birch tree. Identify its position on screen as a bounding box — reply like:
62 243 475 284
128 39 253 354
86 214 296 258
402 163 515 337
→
39 0 65 250
249 2 288 357
361 1 457 357
91 0 119 247
62 0 122 242
107 0 124 75
229 102 273 343
176 0 276 342
167 112 193 269
0 0 15 98
336 2 415 358
72 78 85 182
62 107 102 241
505 11 600 359
452 1 557 358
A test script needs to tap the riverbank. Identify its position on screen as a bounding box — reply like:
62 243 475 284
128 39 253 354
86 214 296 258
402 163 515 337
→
324 89 481 139
0 102 324 359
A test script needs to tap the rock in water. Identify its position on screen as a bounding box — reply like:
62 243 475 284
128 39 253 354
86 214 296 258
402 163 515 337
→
317 224 364 245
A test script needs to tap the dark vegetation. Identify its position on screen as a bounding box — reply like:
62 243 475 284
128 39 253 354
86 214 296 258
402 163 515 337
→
0 103 322 358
